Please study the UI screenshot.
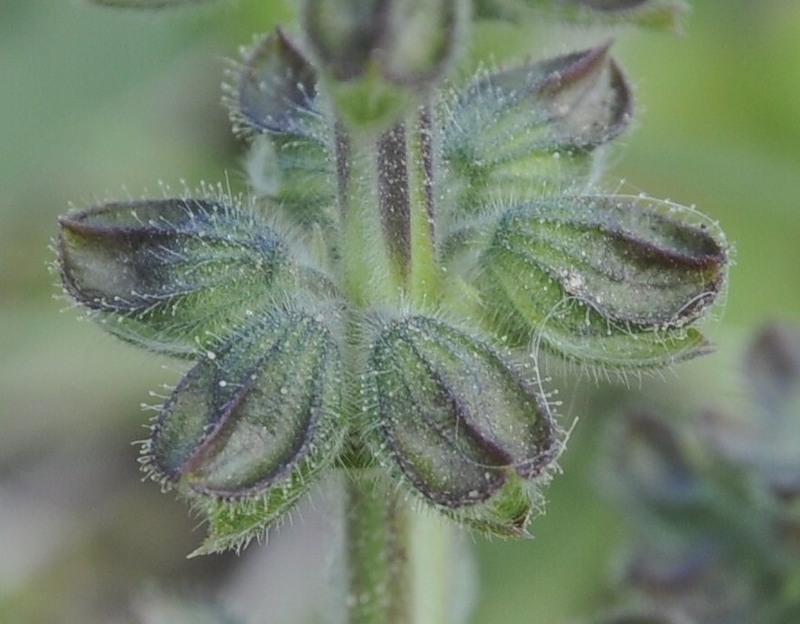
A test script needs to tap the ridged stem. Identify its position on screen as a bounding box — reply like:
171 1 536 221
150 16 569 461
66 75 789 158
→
374 105 441 303
377 123 411 287
334 105 462 623
406 102 442 306
339 472 471 624
335 123 395 307
342 473 412 624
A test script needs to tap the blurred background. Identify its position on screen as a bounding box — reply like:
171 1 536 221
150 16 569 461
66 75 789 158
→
1 1 798 622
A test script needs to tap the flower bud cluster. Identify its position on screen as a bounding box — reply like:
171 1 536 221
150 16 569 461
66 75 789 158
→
58 0 728 553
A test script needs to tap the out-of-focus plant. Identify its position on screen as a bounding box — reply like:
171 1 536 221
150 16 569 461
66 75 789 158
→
54 0 727 621
595 323 800 624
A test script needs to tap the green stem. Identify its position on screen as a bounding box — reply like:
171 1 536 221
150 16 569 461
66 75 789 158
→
377 124 411 287
336 123 395 307
373 106 443 304
343 472 412 624
335 109 467 623
407 103 442 306
340 471 470 624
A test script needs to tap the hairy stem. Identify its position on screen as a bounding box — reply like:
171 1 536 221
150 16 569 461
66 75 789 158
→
342 472 412 624
377 123 411 286
407 103 441 305
337 471 474 624
336 123 395 307
335 106 463 622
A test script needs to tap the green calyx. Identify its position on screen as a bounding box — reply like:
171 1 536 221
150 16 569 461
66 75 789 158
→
143 305 343 497
457 195 728 370
57 197 336 355
303 0 468 133
439 42 632 223
362 314 561 536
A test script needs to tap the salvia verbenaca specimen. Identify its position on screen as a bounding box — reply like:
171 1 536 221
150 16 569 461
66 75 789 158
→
58 0 726 554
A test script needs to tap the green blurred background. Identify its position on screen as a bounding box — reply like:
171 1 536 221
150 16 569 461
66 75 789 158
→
1 1 798 622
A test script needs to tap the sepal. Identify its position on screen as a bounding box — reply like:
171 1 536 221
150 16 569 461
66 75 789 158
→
188 460 325 555
140 304 345 552
469 195 728 370
227 30 337 232
245 136 337 233
361 314 560 536
303 0 467 132
57 197 333 355
440 44 631 220
227 28 322 137
143 304 343 497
